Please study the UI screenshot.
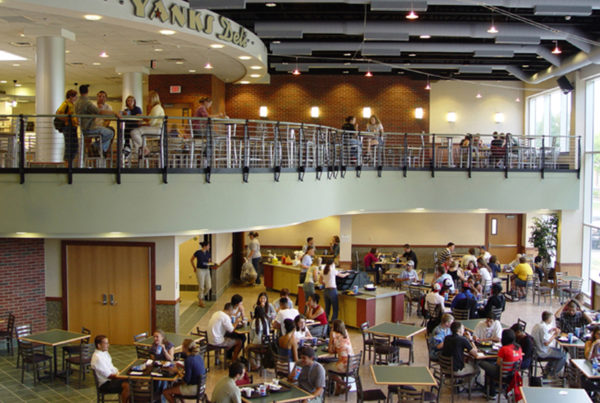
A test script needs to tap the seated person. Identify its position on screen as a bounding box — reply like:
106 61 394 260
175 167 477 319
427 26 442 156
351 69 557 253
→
91 335 130 402
434 266 455 293
399 260 419 284
274 297 300 334
211 361 245 403
294 315 313 340
247 306 270 371
440 321 479 376
274 289 294 311
279 319 299 362
325 320 354 396
150 329 175 361
289 346 326 403
585 328 600 360
488 255 502 278
461 248 477 269
207 303 243 361
473 313 502 343
479 283 505 318
451 283 478 319
510 323 534 370
428 313 454 361
533 256 544 281
512 257 533 299
558 300 591 334
363 248 381 284
531 311 566 378
163 339 206 403
555 293 587 318
447 261 466 285
479 329 523 399
305 294 328 325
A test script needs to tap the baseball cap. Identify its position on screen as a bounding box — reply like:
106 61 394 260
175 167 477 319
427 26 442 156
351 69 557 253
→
443 278 453 288
407 260 414 267
433 283 441 291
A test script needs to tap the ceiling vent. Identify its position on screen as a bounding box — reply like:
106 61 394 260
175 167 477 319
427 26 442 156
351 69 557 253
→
9 41 33 47
133 39 161 46
165 58 186 63
68 62 84 66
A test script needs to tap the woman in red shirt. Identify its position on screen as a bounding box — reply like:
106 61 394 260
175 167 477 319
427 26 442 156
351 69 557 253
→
479 329 523 398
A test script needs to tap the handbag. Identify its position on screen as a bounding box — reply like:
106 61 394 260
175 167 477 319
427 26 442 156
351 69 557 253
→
53 117 65 132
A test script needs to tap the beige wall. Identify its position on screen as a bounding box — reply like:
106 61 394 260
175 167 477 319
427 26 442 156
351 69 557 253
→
256 216 341 246
430 80 524 135
178 236 199 286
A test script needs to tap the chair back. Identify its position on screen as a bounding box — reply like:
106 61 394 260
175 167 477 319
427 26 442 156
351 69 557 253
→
81 326 91 343
409 286 423 301
570 279 583 292
4 312 15 335
15 324 32 339
355 373 365 402
129 377 154 403
491 307 503 321
196 372 208 399
429 366 443 401
17 339 35 359
498 359 521 392
438 355 453 377
517 318 527 332
133 332 147 342
275 353 291 378
565 361 581 388
451 308 470 320
397 388 425 402
79 343 95 361
426 302 442 320
345 351 362 375
360 322 371 343
135 345 151 359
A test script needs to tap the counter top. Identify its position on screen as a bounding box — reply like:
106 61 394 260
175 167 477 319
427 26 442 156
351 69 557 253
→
304 284 403 300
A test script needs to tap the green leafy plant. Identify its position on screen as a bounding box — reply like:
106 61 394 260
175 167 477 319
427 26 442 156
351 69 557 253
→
528 215 558 266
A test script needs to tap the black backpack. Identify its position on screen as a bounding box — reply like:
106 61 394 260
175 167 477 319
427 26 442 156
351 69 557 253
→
53 117 65 132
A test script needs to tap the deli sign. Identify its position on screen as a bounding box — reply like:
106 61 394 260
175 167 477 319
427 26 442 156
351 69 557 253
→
130 0 249 48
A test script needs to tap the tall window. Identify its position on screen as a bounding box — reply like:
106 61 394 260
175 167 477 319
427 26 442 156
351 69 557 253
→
526 88 571 151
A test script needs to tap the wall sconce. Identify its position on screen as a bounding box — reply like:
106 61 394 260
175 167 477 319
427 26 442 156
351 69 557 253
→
310 106 320 118
446 112 457 123
362 107 372 118
494 112 505 123
259 106 268 118
414 107 424 119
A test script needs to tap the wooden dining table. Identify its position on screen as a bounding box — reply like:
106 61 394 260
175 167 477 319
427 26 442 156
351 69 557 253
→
117 358 182 382
134 332 203 353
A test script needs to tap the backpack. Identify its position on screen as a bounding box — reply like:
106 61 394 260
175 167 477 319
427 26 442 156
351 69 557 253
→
53 117 65 132
262 337 279 369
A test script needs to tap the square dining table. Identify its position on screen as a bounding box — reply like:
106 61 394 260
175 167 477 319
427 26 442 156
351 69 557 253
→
117 358 181 382
571 359 600 380
519 386 592 403
241 381 314 403
20 329 89 379
370 365 436 386
461 319 509 333
134 332 202 353
365 322 425 339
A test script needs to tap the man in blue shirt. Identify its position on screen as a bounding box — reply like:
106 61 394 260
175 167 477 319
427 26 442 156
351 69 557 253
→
451 283 478 318
191 241 211 307
429 313 454 361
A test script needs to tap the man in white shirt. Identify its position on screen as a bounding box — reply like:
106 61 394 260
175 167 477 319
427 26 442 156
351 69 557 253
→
425 283 446 314
399 260 419 284
531 311 566 378
461 248 477 269
90 335 129 401
473 314 502 343
274 297 300 334
479 246 491 263
479 265 492 292
208 302 243 361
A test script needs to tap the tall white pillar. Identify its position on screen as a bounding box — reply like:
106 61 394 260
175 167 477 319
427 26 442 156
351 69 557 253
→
339 215 353 266
35 36 65 162
117 67 149 109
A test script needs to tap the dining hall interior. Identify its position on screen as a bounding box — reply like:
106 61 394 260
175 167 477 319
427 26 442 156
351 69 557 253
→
1 0 600 402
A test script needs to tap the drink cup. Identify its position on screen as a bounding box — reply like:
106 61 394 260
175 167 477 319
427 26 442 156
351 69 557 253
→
575 327 581 338
259 385 267 396
293 366 302 380
568 333 573 344
272 378 279 386
313 337 318 345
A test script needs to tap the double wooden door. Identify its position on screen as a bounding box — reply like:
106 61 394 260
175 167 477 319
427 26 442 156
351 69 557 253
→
486 214 523 264
65 243 153 345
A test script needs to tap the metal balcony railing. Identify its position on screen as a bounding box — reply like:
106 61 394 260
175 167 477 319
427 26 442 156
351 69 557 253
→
0 114 581 184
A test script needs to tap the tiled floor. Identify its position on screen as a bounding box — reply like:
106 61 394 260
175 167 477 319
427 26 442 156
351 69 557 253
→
0 282 566 402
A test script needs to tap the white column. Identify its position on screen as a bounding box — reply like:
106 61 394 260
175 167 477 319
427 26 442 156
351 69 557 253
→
35 36 65 162
339 215 353 265
117 67 149 109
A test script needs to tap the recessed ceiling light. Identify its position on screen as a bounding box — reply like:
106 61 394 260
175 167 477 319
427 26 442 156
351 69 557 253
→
344 53 352 56
210 44 224 49
159 29 176 36
239 55 251 60
15 83 21 86
92 62 101 65
0 50 26 61
419 35 431 39
250 74 261 78
84 14 102 21
342 70 349 74
397 71 404 75
204 62 213 69
344 62 351 66
522 64 529 68
240 80 250 84
65 50 70 54
0 80 6 83
265 2 276 7
406 10 419 20
250 65 262 70
272 40 281 44
408 53 416 57
12 63 20 67
415 207 425 211
99 51 109 58
176 61 184 65
154 48 163 52
189 69 196 72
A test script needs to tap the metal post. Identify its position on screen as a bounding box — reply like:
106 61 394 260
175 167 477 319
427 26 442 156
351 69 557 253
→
162 116 168 184
116 118 122 185
274 122 281 182
18 114 25 184
205 118 212 183
431 134 436 178
541 136 545 179
242 120 249 183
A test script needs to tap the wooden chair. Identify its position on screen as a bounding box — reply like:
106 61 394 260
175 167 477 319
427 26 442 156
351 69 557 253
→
133 332 148 343
396 388 425 402
360 322 374 364
356 373 386 403
129 376 156 403
517 318 527 332
532 276 553 305
494 359 521 403
18 339 52 385
135 345 152 359
173 372 207 403
326 351 362 401
373 335 399 365
92 369 120 403
451 308 470 321
491 307 503 321
438 355 473 403
0 312 15 354
62 326 91 371
275 353 291 379
65 343 94 388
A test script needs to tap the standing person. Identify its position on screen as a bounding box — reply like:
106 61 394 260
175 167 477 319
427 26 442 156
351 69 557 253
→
247 232 262 284
402 244 418 270
130 90 165 157
363 248 380 284
121 95 142 157
191 241 211 307
302 246 318 301
211 361 245 403
74 84 117 155
289 346 326 403
531 311 566 378
437 242 455 265
329 236 340 265
321 261 340 321
479 329 523 399
90 335 130 402
55 89 79 164
163 339 206 403
192 97 227 133
95 90 114 130
302 237 314 253
365 115 384 163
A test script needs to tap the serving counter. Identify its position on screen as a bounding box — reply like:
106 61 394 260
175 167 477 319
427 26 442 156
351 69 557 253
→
263 262 303 293
297 285 405 328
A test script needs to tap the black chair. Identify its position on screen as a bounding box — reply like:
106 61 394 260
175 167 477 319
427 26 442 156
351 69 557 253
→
62 326 91 371
396 388 425 402
373 335 398 365
326 351 362 402
360 322 374 364
92 369 120 403
491 307 503 321
423 366 442 403
173 372 207 403
493 359 521 403
129 376 157 403
197 328 229 370
356 373 386 403
565 360 581 388
0 312 15 354
135 345 152 359
15 324 43 369
275 353 291 379
517 318 527 332
451 308 470 321
247 333 272 375
65 343 94 388
438 355 473 403
18 339 52 385
393 322 415 363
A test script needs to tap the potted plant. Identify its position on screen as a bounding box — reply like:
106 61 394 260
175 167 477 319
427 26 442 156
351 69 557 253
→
528 214 558 268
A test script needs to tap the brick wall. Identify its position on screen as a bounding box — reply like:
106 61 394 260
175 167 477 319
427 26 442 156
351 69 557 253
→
225 75 430 132
0 239 46 332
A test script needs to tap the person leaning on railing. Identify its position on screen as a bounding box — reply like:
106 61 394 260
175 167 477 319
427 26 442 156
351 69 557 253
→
55 89 79 163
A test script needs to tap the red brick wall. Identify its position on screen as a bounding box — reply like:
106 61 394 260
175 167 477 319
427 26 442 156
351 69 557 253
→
225 75 430 132
0 239 46 332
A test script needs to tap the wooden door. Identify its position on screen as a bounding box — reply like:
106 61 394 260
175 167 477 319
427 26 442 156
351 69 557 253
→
65 242 153 345
486 214 523 264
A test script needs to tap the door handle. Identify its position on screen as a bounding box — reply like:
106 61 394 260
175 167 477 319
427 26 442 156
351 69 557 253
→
110 294 117 306
102 294 107 305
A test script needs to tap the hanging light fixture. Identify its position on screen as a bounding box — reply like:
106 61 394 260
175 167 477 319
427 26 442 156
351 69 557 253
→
292 58 301 75
406 1 418 19
365 70 373 77
552 40 562 54
204 61 213 69
476 92 482 99
487 17 498 34
425 75 431 90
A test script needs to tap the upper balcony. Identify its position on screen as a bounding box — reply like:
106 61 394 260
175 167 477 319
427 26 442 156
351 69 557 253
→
0 114 581 237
